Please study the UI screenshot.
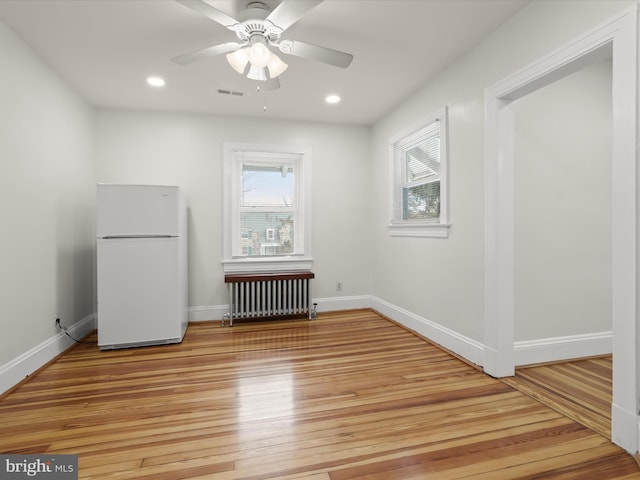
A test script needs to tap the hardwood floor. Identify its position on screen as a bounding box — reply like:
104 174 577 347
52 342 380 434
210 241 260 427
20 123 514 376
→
502 356 613 439
1 310 638 479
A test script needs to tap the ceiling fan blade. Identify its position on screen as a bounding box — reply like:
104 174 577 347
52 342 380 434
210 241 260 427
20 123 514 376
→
175 0 239 29
279 40 353 68
266 0 323 32
171 42 243 65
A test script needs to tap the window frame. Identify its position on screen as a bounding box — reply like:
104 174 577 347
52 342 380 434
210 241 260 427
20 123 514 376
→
388 107 450 238
222 143 313 273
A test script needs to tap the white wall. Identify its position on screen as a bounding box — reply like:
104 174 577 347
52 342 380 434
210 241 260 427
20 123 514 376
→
512 60 612 341
0 0 633 398
93 109 373 316
0 21 94 377
370 1 631 355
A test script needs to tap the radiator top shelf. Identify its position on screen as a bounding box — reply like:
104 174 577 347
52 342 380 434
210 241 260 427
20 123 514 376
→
224 271 315 283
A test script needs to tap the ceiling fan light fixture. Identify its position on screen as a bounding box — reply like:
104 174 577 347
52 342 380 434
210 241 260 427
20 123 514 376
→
267 53 288 78
247 65 268 81
247 41 272 68
226 47 250 74
173 0 355 91
228 39 285 81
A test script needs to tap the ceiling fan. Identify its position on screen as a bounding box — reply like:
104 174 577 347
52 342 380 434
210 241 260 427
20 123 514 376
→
172 0 353 89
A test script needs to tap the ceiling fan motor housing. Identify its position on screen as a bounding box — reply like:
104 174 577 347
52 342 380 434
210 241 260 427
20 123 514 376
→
233 2 282 44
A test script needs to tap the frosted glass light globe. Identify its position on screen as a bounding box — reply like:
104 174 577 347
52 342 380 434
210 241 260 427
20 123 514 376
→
248 42 272 68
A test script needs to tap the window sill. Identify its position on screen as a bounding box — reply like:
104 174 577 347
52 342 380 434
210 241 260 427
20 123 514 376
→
222 256 314 274
388 222 450 238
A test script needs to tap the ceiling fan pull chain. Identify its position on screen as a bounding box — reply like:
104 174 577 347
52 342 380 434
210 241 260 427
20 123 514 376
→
258 85 268 112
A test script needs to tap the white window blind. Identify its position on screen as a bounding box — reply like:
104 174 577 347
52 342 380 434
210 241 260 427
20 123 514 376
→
397 120 441 220
389 107 449 238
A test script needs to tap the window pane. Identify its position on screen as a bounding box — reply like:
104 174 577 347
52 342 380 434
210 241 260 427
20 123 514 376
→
389 108 448 236
242 164 294 208
403 182 440 220
239 212 294 256
405 136 440 183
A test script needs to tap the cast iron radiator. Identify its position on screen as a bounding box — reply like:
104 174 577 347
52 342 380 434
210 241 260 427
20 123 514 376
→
224 271 315 326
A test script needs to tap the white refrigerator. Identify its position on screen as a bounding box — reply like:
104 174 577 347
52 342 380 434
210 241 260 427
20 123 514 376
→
96 184 188 350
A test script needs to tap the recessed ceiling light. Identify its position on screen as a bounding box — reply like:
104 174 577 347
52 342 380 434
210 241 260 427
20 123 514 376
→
147 76 166 87
325 94 341 104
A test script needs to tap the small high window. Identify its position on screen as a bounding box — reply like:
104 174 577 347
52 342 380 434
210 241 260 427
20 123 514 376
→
389 107 450 238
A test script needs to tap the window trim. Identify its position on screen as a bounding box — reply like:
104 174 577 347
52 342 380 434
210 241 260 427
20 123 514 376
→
388 107 450 238
222 143 313 273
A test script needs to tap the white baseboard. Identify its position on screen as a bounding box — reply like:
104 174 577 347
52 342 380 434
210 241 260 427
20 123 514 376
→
513 331 612 366
0 314 96 396
371 296 485 367
3 302 615 401
188 295 372 322
189 305 229 322
189 296 484 369
313 295 371 313
612 402 639 454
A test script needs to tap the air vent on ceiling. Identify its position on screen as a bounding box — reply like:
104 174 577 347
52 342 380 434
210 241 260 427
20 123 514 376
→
218 89 244 97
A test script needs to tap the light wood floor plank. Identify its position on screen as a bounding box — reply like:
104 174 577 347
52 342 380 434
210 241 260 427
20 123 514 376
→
0 310 637 479
502 356 613 438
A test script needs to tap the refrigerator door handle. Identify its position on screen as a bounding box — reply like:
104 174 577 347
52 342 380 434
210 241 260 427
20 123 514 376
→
101 235 178 239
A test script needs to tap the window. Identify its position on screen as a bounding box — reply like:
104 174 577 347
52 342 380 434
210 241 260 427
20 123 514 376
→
223 144 312 273
389 107 450 238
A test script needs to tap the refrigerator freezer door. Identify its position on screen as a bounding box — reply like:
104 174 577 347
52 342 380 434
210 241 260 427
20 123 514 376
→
97 184 183 237
97 237 187 349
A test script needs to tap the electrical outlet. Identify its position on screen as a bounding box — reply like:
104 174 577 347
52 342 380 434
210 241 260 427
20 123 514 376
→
336 281 343 291
55 316 66 331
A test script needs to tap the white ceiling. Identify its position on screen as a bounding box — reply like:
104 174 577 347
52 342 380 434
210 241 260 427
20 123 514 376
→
0 0 529 125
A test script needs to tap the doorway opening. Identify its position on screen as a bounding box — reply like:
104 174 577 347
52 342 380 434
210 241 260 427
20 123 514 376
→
506 56 613 439
483 6 638 453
